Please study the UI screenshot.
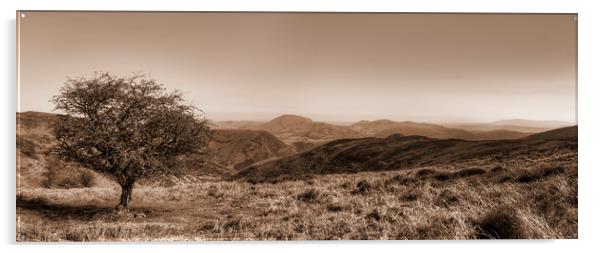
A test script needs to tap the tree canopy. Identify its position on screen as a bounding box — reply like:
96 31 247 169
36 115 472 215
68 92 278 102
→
51 72 211 210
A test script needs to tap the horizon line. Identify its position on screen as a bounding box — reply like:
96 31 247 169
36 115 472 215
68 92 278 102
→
17 110 576 126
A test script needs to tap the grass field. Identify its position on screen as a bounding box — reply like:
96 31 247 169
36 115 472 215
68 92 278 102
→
16 155 577 241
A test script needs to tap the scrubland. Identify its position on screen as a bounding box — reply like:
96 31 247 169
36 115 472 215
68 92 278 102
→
17 153 577 241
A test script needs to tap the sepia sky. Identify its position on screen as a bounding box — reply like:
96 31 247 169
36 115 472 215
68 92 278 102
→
18 12 577 123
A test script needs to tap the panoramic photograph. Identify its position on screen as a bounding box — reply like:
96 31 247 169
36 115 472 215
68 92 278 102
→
16 12 577 241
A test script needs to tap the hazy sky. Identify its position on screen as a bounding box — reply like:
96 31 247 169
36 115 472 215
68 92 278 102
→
18 12 577 123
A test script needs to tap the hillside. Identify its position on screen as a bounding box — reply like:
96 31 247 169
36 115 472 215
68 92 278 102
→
208 129 295 170
16 112 294 188
351 119 530 140
241 114 364 143
525 126 578 141
237 127 577 182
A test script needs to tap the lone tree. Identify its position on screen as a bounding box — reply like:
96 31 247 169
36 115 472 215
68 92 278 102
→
51 72 210 211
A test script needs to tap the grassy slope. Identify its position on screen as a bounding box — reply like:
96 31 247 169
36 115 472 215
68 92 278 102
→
237 130 577 182
16 112 296 188
17 149 577 241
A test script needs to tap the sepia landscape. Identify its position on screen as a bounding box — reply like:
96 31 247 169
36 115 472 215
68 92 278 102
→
17 12 577 241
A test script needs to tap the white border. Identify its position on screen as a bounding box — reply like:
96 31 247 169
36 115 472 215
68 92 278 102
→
2 1 601 253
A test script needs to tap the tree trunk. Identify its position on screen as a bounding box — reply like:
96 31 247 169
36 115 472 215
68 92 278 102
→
115 182 134 211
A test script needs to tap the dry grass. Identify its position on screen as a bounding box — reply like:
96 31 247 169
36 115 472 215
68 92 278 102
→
16 153 577 241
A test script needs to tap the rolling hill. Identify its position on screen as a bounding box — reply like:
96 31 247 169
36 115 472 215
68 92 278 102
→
350 119 531 140
216 114 364 149
524 125 578 141
236 126 577 182
16 112 295 187
207 129 295 171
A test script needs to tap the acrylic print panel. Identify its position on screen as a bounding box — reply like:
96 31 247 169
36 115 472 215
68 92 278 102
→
16 11 577 241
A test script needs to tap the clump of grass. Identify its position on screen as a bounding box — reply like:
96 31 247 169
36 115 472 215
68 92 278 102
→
416 168 435 177
197 222 215 232
516 166 565 183
435 189 460 208
433 171 454 181
540 166 566 177
528 183 577 237
339 181 351 189
296 189 320 203
427 168 488 182
365 209 382 221
386 174 418 186
410 216 460 240
490 165 507 174
80 170 95 188
352 179 371 194
399 190 419 202
222 218 242 232
326 202 348 212
207 185 224 198
454 168 487 177
497 175 515 183
475 206 526 239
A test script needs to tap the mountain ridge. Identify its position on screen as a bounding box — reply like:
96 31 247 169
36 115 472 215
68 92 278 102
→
215 114 535 142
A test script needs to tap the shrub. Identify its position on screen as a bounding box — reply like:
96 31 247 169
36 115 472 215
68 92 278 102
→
455 168 487 177
353 180 371 194
475 206 526 239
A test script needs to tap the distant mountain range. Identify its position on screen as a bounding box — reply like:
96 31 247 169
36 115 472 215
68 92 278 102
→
444 119 573 133
350 119 531 140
